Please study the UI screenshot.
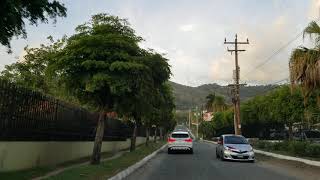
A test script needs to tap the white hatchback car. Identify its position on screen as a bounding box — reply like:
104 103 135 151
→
168 131 193 154
216 134 255 162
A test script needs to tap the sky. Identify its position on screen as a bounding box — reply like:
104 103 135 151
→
0 0 319 87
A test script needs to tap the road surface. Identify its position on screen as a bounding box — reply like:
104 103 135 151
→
124 141 320 180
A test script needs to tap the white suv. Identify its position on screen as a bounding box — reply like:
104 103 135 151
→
168 131 193 154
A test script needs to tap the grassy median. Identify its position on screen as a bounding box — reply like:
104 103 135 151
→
0 152 114 180
44 141 165 180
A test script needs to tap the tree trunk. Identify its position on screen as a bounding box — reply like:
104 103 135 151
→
288 123 293 140
145 127 150 146
90 111 105 164
159 127 163 141
130 122 137 152
154 126 157 143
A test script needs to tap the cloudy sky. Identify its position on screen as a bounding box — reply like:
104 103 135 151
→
0 0 319 86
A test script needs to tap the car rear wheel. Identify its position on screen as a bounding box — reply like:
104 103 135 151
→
189 148 193 154
168 148 172 154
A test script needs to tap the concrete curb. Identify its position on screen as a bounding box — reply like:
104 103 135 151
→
108 143 168 180
254 149 320 167
203 139 320 167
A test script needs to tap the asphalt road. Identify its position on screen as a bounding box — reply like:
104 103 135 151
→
124 141 304 180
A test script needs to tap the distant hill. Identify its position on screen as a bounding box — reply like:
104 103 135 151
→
169 81 278 110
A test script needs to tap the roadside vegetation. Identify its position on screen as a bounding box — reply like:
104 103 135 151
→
44 141 165 180
199 21 320 140
253 141 320 159
0 13 176 165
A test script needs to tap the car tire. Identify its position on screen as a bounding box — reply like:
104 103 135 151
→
220 152 225 161
249 160 255 163
190 148 193 154
216 150 219 158
168 148 171 154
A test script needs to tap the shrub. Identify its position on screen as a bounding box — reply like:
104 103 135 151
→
305 144 320 158
288 141 308 156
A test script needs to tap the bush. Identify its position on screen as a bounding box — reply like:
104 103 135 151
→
288 141 308 156
305 144 320 158
254 140 320 158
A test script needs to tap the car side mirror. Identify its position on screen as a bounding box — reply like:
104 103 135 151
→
217 140 223 145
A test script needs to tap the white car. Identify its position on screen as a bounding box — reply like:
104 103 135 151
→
168 131 193 154
216 134 255 162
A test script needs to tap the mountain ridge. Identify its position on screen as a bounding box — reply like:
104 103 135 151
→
169 81 277 110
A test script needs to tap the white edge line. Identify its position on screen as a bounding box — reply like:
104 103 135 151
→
203 140 320 167
108 143 168 180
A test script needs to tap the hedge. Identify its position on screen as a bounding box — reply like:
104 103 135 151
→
253 141 320 158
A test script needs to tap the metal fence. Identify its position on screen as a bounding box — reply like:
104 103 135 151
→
0 79 133 141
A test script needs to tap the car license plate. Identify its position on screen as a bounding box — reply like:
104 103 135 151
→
237 155 244 158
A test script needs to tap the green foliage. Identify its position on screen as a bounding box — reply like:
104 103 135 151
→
199 121 215 138
254 140 320 158
0 0 67 51
306 144 320 158
290 21 320 106
200 85 320 139
170 81 279 110
48 14 144 111
1 37 66 91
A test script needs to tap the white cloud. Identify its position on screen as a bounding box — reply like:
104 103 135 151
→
179 24 195 32
308 0 320 20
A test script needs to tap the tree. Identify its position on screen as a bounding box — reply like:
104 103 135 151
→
205 93 227 112
1 36 66 93
289 21 320 106
205 93 215 112
48 14 144 164
0 0 67 51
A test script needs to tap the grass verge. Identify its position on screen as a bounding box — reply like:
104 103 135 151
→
0 152 113 180
252 140 320 161
44 141 165 180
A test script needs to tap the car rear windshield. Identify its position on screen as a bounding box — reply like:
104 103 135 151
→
305 131 320 138
224 136 248 144
172 133 189 138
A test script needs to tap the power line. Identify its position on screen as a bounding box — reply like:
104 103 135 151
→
242 18 320 80
247 78 289 98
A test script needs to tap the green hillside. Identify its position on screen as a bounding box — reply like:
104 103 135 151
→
169 81 278 110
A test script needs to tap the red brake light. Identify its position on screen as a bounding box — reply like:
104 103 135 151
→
184 138 193 142
168 138 176 143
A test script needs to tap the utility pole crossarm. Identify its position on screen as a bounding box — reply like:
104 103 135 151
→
228 49 246 52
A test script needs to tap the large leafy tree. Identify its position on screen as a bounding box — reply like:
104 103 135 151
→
48 14 144 164
0 0 67 51
289 21 320 106
1 36 66 93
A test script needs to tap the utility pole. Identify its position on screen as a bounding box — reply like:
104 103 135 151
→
224 34 249 135
188 109 191 129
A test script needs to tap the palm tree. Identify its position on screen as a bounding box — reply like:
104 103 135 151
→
213 95 227 112
289 21 320 106
205 93 227 112
205 93 215 112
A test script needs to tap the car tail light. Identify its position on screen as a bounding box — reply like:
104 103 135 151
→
184 138 193 142
168 138 176 143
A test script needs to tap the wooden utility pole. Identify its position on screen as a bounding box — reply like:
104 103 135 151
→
224 34 249 135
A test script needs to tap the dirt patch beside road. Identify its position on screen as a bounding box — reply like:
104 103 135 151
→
256 154 320 180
